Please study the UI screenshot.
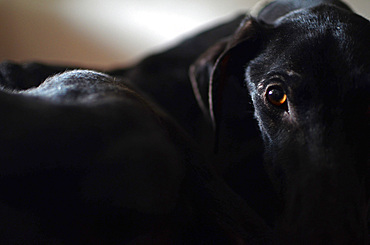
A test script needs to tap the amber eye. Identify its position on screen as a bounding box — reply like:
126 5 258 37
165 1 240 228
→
266 86 287 106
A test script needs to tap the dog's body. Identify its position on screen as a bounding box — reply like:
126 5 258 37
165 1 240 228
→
0 70 187 243
0 18 270 244
0 0 369 244
1 69 269 244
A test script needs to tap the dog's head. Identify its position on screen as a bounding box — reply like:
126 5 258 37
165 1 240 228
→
190 0 370 243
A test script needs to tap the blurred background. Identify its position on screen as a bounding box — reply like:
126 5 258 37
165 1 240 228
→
0 0 369 69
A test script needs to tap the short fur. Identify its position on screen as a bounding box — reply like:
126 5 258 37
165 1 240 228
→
0 0 369 244
190 0 369 244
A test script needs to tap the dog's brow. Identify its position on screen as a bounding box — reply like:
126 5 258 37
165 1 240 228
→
257 82 265 91
266 70 300 79
286 70 301 77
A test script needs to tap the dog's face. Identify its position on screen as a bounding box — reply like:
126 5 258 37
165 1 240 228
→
245 6 369 242
191 3 369 243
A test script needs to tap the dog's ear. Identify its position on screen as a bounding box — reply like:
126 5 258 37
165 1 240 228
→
209 19 262 127
189 39 229 117
190 18 263 128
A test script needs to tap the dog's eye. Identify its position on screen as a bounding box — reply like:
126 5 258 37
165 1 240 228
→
266 86 287 107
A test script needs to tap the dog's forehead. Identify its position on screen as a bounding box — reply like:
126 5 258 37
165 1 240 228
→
250 5 370 91
274 5 370 59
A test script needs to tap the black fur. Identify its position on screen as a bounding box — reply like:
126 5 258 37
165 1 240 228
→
191 0 369 244
0 0 369 244
0 15 271 244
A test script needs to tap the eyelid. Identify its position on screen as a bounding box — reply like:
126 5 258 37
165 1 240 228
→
258 78 285 95
257 70 298 96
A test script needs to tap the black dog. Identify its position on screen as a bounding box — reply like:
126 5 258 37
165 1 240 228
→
0 0 369 244
191 0 369 243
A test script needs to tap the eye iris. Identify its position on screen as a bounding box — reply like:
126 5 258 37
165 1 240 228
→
267 88 287 106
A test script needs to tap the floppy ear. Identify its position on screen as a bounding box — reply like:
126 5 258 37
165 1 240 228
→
208 18 262 129
189 18 262 128
189 39 229 117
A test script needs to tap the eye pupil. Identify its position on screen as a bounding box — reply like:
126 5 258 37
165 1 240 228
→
267 87 287 106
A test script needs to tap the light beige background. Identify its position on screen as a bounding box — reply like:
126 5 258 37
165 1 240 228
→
0 0 369 69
